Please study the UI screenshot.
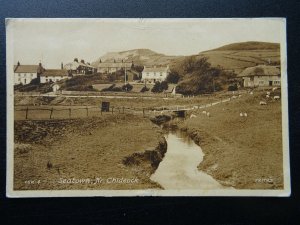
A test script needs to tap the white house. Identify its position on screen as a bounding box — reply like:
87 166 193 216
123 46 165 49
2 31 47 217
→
97 60 133 74
13 62 43 85
141 65 170 83
238 65 281 87
40 69 69 83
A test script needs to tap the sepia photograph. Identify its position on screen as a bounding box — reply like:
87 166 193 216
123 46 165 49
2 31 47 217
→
6 18 290 197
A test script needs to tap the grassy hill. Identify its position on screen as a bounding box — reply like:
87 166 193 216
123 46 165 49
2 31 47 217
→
92 49 182 67
197 41 280 74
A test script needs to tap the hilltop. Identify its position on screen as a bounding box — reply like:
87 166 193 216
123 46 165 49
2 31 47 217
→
92 48 181 67
210 41 280 51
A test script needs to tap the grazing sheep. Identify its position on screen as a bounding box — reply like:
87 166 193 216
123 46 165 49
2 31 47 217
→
266 95 270 98
206 112 210 117
238 95 242 98
250 92 253 95
232 95 237 99
202 111 207 114
260 101 267 105
266 91 271 95
274 96 280 100
190 114 197 118
272 87 278 91
244 113 248 117
240 112 243 117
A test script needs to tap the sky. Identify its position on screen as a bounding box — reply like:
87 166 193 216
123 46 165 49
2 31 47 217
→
7 18 285 69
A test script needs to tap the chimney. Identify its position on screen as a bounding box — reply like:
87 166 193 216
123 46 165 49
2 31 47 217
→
81 59 85 64
99 59 102 63
17 61 20 66
114 59 116 63
74 58 78 62
61 62 63 69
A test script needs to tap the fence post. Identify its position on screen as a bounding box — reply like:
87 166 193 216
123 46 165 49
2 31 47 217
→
25 107 29 119
50 108 53 119
69 108 71 118
86 106 89 117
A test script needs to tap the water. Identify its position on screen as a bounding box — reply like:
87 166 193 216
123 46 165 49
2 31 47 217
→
150 130 226 190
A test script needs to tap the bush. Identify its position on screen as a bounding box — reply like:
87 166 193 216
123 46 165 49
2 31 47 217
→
140 86 149 92
122 83 133 91
151 81 168 93
166 71 180 84
228 83 238 91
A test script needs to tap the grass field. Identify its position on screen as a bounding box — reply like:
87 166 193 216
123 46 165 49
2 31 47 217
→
176 89 283 189
14 115 165 190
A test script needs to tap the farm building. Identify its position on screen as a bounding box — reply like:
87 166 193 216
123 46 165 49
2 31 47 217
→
40 69 69 83
64 59 97 75
238 65 281 87
141 65 170 83
96 60 133 74
13 62 44 85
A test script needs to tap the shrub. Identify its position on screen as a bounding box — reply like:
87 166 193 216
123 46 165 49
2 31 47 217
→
166 71 180 84
122 83 133 91
151 81 168 93
140 86 149 92
228 83 238 91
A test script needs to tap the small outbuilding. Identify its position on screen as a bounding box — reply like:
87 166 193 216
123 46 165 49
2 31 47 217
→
238 65 281 87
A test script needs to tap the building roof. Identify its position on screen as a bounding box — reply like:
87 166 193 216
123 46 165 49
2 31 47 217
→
97 62 132 68
64 61 96 70
14 65 39 73
142 66 170 73
238 65 280 77
41 69 69 77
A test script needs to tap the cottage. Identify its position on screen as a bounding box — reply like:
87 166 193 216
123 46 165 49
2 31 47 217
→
97 60 133 74
141 65 170 83
40 69 69 83
13 62 44 85
64 59 97 75
238 65 281 87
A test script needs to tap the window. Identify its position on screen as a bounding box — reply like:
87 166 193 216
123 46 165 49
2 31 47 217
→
31 73 33 77
46 79 48 82
274 81 281 85
61 76 63 78
160 72 163 76
154 72 156 76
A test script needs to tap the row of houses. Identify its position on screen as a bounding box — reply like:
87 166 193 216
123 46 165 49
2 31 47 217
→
13 59 281 88
13 58 172 85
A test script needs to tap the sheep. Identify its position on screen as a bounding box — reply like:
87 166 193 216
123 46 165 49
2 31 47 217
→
232 95 237 99
238 94 242 98
250 92 253 95
202 111 207 114
266 95 270 98
272 87 278 91
206 112 210 117
274 96 280 100
244 113 248 117
266 91 271 95
240 112 243 117
260 101 267 105
190 114 197 118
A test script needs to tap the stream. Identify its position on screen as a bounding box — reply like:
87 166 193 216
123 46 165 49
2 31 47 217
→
150 129 227 190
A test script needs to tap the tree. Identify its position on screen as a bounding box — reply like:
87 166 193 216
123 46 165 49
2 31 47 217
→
160 81 168 91
166 71 180 84
151 81 168 93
